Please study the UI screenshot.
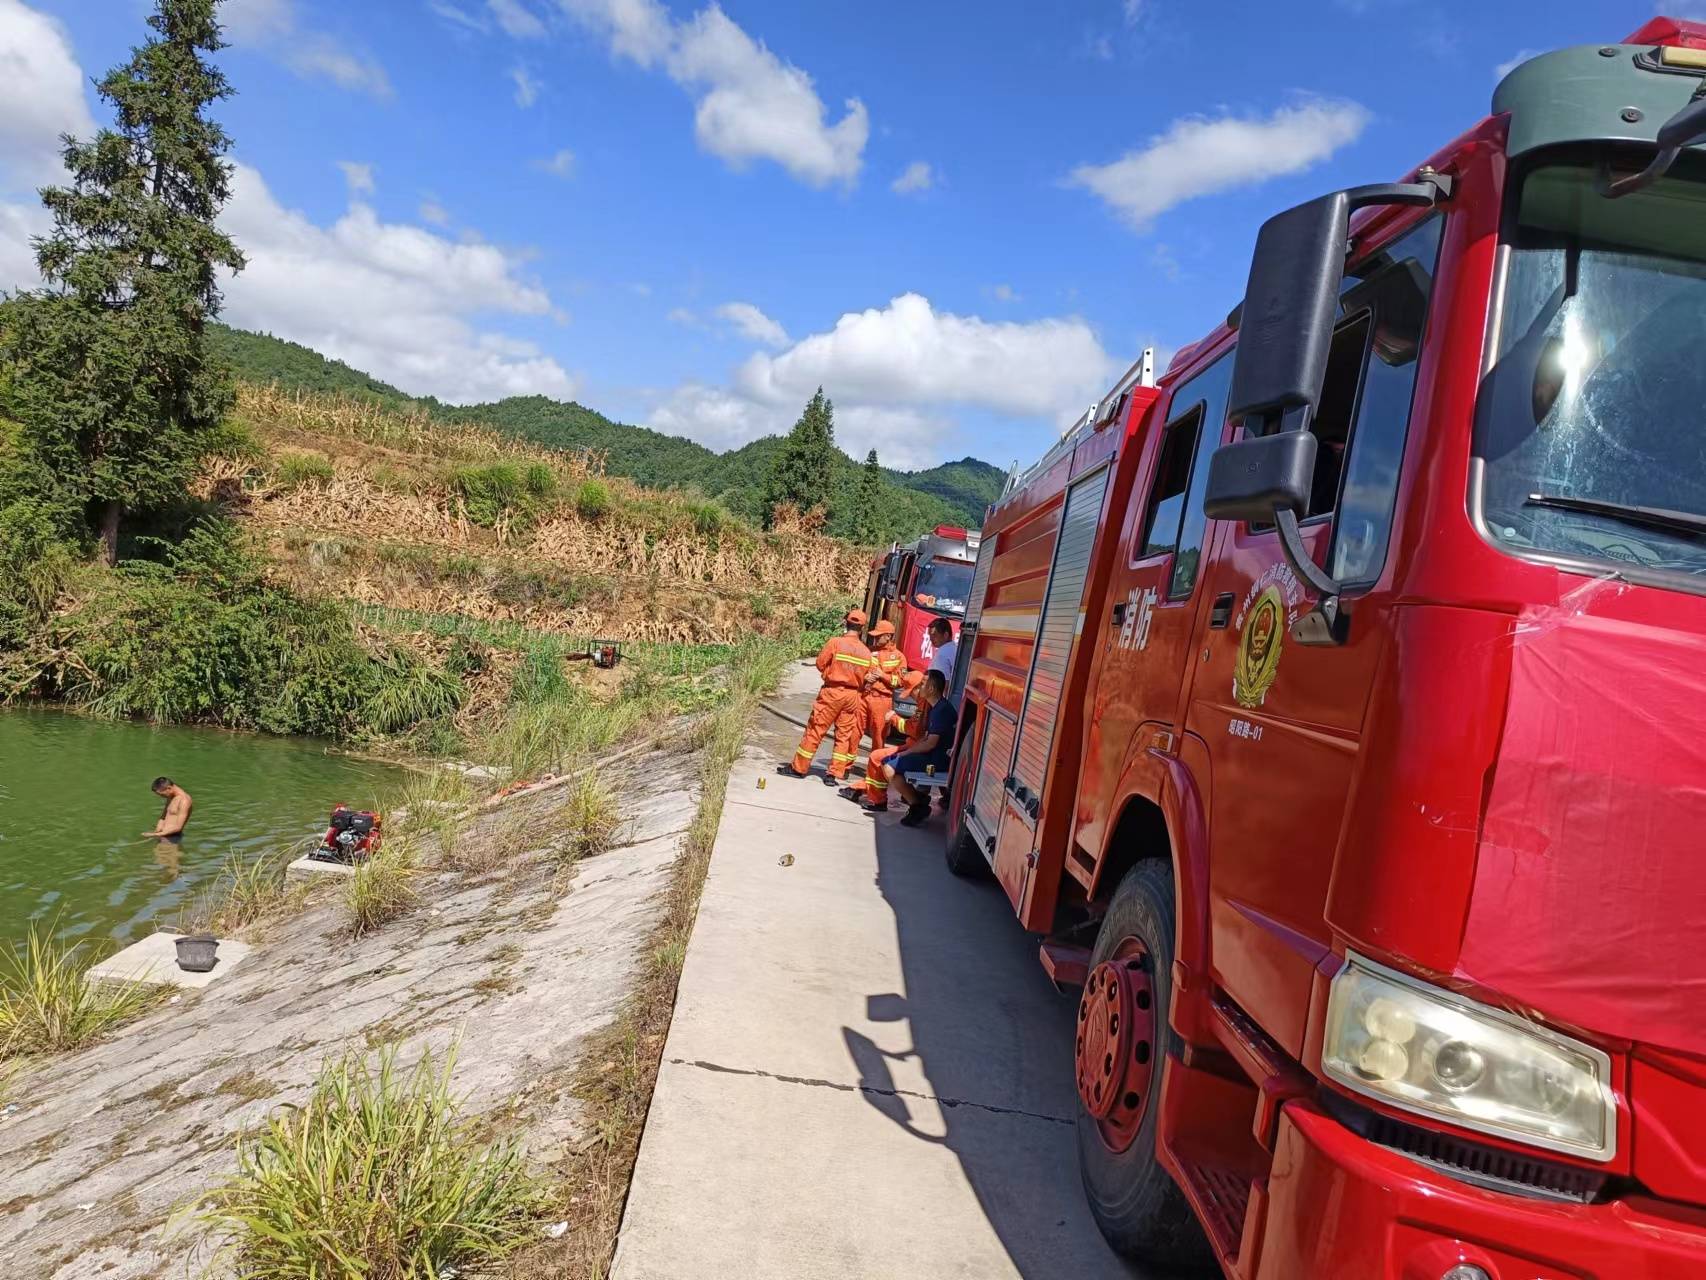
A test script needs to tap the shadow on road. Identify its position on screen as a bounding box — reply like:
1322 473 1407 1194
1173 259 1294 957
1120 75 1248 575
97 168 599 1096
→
842 797 1147 1280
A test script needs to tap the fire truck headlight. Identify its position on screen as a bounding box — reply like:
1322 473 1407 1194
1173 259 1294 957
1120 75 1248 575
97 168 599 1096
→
1322 953 1615 1161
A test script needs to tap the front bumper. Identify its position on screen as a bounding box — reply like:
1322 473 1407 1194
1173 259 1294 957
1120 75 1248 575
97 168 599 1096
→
1254 1101 1706 1280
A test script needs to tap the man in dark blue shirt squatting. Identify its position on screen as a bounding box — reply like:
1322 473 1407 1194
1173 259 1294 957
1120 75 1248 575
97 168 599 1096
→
878 668 957 828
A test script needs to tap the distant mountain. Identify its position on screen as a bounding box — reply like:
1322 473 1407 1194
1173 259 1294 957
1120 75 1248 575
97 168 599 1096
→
208 324 1005 538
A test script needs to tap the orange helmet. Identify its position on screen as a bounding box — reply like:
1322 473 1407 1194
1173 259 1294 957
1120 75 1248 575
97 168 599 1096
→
845 608 868 627
869 620 896 638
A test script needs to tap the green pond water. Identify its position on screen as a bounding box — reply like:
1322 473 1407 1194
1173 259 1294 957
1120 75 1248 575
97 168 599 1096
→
0 708 409 951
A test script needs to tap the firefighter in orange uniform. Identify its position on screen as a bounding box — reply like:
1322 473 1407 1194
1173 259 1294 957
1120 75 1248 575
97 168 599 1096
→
781 609 873 784
857 695 924 810
858 620 910 754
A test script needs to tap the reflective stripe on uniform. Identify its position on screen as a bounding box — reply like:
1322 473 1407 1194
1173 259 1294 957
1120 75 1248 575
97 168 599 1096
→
833 653 871 667
794 747 813 760
868 777 887 789
832 752 857 762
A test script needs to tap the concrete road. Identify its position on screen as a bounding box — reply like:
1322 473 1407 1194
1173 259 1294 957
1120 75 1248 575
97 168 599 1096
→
612 663 1145 1280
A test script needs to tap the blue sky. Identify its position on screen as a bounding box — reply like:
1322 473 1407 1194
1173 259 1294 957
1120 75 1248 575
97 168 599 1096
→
0 0 1689 469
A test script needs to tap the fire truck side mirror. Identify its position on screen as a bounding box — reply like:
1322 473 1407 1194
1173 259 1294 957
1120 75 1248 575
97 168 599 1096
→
1227 191 1351 429
1228 180 1446 427
1202 429 1317 524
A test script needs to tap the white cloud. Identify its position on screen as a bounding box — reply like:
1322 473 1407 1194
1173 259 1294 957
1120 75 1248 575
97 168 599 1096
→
738 294 1115 419
715 301 787 347
555 0 867 187
666 306 700 327
985 283 1019 303
220 0 294 42
218 165 573 404
0 0 91 287
0 3 567 406
1069 97 1370 231
890 160 933 195
337 160 375 194
535 147 575 177
428 0 488 32
1122 0 1144 24
224 0 392 99
510 64 542 107
1495 48 1540 80
0 0 94 188
419 197 450 226
488 0 547 37
1148 242 1181 281
645 293 1119 465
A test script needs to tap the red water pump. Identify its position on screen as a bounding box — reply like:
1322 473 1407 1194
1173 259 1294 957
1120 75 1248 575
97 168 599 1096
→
311 805 383 864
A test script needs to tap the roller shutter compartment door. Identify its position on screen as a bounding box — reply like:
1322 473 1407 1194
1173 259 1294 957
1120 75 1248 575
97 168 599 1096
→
1009 466 1108 811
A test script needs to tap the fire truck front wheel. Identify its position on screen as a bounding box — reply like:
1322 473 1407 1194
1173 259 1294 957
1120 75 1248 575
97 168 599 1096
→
1075 860 1206 1266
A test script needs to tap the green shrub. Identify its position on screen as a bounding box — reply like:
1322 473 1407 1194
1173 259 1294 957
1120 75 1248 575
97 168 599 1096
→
0 926 160 1058
193 1045 544 1277
449 462 528 527
748 590 774 620
344 845 417 937
41 521 453 740
522 461 556 497
203 417 265 461
0 498 75 648
575 478 611 521
365 654 465 736
507 642 570 706
689 499 727 539
273 451 335 490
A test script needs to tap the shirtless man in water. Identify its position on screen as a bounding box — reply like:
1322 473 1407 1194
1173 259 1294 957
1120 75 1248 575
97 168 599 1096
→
146 777 193 839
146 777 192 882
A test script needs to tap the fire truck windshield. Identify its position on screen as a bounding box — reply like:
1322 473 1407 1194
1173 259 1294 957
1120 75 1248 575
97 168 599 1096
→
1477 152 1706 585
912 558 975 615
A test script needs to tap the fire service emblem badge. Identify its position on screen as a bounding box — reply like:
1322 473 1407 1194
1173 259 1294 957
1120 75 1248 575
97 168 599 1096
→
1233 584 1285 709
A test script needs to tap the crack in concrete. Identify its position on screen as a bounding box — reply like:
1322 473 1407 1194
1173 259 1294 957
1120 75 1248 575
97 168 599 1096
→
666 1057 1074 1127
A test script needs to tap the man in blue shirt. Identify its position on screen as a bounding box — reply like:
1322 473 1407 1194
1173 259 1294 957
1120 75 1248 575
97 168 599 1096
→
878 669 957 828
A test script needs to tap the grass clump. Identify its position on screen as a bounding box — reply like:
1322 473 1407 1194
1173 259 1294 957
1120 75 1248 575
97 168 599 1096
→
558 772 622 866
0 926 160 1059
450 461 557 529
272 450 335 490
573 478 610 521
194 1044 545 1278
344 846 419 938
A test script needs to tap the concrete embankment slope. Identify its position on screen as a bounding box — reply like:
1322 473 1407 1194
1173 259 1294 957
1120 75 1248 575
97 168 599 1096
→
0 740 702 1280
612 664 1142 1280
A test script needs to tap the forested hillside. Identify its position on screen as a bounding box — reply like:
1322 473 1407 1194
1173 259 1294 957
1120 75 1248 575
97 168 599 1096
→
208 324 1005 539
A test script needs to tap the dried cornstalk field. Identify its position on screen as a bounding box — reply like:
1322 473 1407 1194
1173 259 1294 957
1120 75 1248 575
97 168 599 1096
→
214 385 868 646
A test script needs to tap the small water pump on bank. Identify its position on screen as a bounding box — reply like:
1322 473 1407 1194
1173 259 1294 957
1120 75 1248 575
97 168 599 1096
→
310 804 384 864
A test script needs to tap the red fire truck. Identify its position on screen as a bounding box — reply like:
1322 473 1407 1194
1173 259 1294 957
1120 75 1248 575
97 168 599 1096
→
861 524 980 671
944 21 1706 1279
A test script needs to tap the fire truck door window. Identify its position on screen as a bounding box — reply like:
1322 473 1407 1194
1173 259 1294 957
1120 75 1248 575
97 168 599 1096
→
1329 216 1443 583
1134 353 1233 599
1139 409 1199 561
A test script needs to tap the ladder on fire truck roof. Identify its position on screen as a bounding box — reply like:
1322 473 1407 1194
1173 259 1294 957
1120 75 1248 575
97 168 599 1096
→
1001 347 1155 500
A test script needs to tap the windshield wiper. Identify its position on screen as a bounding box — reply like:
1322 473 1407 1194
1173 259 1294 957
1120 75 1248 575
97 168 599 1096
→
1527 492 1706 538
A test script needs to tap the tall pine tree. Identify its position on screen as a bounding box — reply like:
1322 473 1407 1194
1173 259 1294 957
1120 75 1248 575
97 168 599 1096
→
851 448 883 542
763 388 838 529
2 0 244 563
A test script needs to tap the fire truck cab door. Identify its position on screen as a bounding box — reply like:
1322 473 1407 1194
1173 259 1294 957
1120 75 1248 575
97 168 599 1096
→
1076 353 1234 864
1191 215 1444 1061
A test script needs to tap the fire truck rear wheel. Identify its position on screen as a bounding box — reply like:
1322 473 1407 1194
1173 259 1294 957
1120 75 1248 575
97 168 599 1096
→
944 821 989 879
1075 859 1208 1266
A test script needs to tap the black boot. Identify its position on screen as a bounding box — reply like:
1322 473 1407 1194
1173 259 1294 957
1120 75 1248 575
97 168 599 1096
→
899 801 930 827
